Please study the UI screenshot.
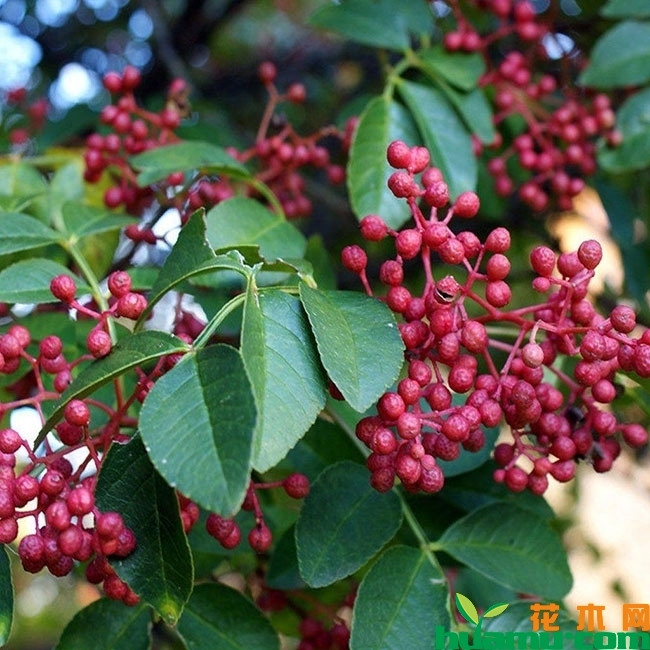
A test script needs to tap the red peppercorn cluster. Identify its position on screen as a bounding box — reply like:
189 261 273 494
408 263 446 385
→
0 272 171 602
443 0 620 210
344 140 649 496
2 87 49 151
185 61 351 220
255 581 354 650
0 431 138 603
205 472 310 553
83 62 351 229
83 65 187 218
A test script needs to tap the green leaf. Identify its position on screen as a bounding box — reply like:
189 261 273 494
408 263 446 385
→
54 599 150 650
484 602 509 618
579 21 650 88
299 284 403 412
241 286 326 472
596 179 650 312
0 212 60 256
295 460 402 587
438 503 572 599
0 161 47 198
177 583 279 650
397 80 477 197
206 197 306 261
420 46 485 92
601 0 650 19
139 345 256 516
265 523 305 590
131 141 251 187
141 210 251 323
0 546 12 645
347 96 420 228
350 546 449 650
38 331 191 444
0 259 90 304
96 435 193 625
441 85 496 145
598 86 650 172
309 0 431 52
61 202 135 239
456 592 479 625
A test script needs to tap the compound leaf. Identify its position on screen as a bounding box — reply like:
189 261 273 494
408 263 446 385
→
309 0 430 52
206 197 306 261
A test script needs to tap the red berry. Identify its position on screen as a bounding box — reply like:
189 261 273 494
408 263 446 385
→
64 400 90 427
283 473 310 499
341 245 368 273
96 511 125 539
50 275 77 303
386 140 412 169
87 328 112 358
39 335 63 360
453 191 480 218
116 293 147 320
0 428 22 454
286 83 306 103
610 305 636 333
485 227 511 253
504 466 528 492
108 271 132 298
577 240 602 270
103 71 122 93
395 229 422 260
248 522 272 552
258 61 277 84
67 486 94 516
360 215 388 241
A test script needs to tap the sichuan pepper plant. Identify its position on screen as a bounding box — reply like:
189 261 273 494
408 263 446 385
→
0 1 649 649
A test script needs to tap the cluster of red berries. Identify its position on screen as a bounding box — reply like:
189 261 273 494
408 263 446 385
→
0 429 138 604
2 87 49 150
255 582 354 650
84 66 187 218
343 140 648 496
0 272 162 602
204 473 310 553
227 61 351 219
295 617 351 650
444 0 545 52
83 62 350 231
443 0 620 210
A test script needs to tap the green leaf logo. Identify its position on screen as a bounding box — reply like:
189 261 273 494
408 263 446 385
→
456 593 479 625
484 602 509 618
